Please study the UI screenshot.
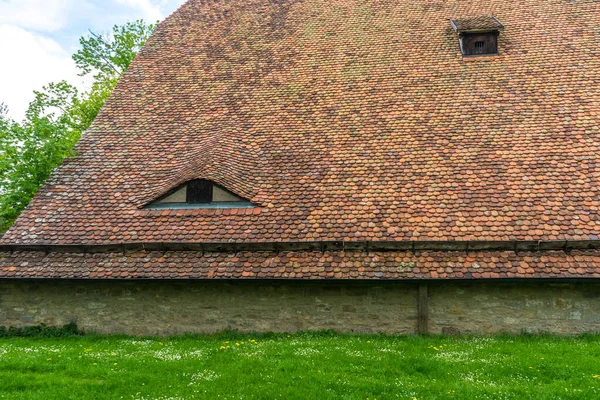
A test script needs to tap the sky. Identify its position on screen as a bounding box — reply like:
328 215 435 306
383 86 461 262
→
0 0 187 121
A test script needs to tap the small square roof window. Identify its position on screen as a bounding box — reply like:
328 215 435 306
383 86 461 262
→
450 15 504 57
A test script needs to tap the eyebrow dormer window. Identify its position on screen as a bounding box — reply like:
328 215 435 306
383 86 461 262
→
450 15 504 57
145 179 254 209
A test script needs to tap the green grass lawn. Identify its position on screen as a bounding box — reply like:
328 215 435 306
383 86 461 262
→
0 332 599 399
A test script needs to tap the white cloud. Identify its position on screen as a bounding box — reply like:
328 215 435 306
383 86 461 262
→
0 0 187 121
0 0 72 32
114 0 164 22
0 24 80 121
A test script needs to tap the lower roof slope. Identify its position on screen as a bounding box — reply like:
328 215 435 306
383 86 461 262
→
2 250 599 280
2 0 600 248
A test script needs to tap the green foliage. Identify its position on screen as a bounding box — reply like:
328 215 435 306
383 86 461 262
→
0 20 155 233
73 20 156 85
0 333 599 399
0 84 81 231
0 323 81 338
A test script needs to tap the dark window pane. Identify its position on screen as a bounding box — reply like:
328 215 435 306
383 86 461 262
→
187 179 213 203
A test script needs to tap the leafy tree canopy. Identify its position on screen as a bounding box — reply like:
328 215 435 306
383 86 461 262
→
73 20 156 84
0 20 156 233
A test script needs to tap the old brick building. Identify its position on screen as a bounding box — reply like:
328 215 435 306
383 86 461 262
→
1 0 600 334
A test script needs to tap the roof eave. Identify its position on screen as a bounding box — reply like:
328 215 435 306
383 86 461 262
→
1 239 599 255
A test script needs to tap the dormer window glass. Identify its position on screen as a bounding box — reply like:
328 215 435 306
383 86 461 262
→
145 179 254 209
187 179 212 203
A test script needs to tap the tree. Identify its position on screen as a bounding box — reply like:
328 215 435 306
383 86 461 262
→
0 87 80 232
0 20 156 233
73 20 155 86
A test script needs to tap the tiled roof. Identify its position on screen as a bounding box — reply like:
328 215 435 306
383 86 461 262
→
450 15 504 33
1 0 600 279
1 250 599 280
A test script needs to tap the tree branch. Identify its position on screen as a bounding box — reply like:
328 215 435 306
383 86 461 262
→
86 30 123 76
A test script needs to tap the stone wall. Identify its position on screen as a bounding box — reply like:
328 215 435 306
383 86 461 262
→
428 281 600 335
0 280 416 335
0 279 599 335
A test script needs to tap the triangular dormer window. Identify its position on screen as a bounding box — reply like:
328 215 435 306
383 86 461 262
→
145 179 253 209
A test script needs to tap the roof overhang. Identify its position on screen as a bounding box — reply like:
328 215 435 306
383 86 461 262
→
449 15 504 34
